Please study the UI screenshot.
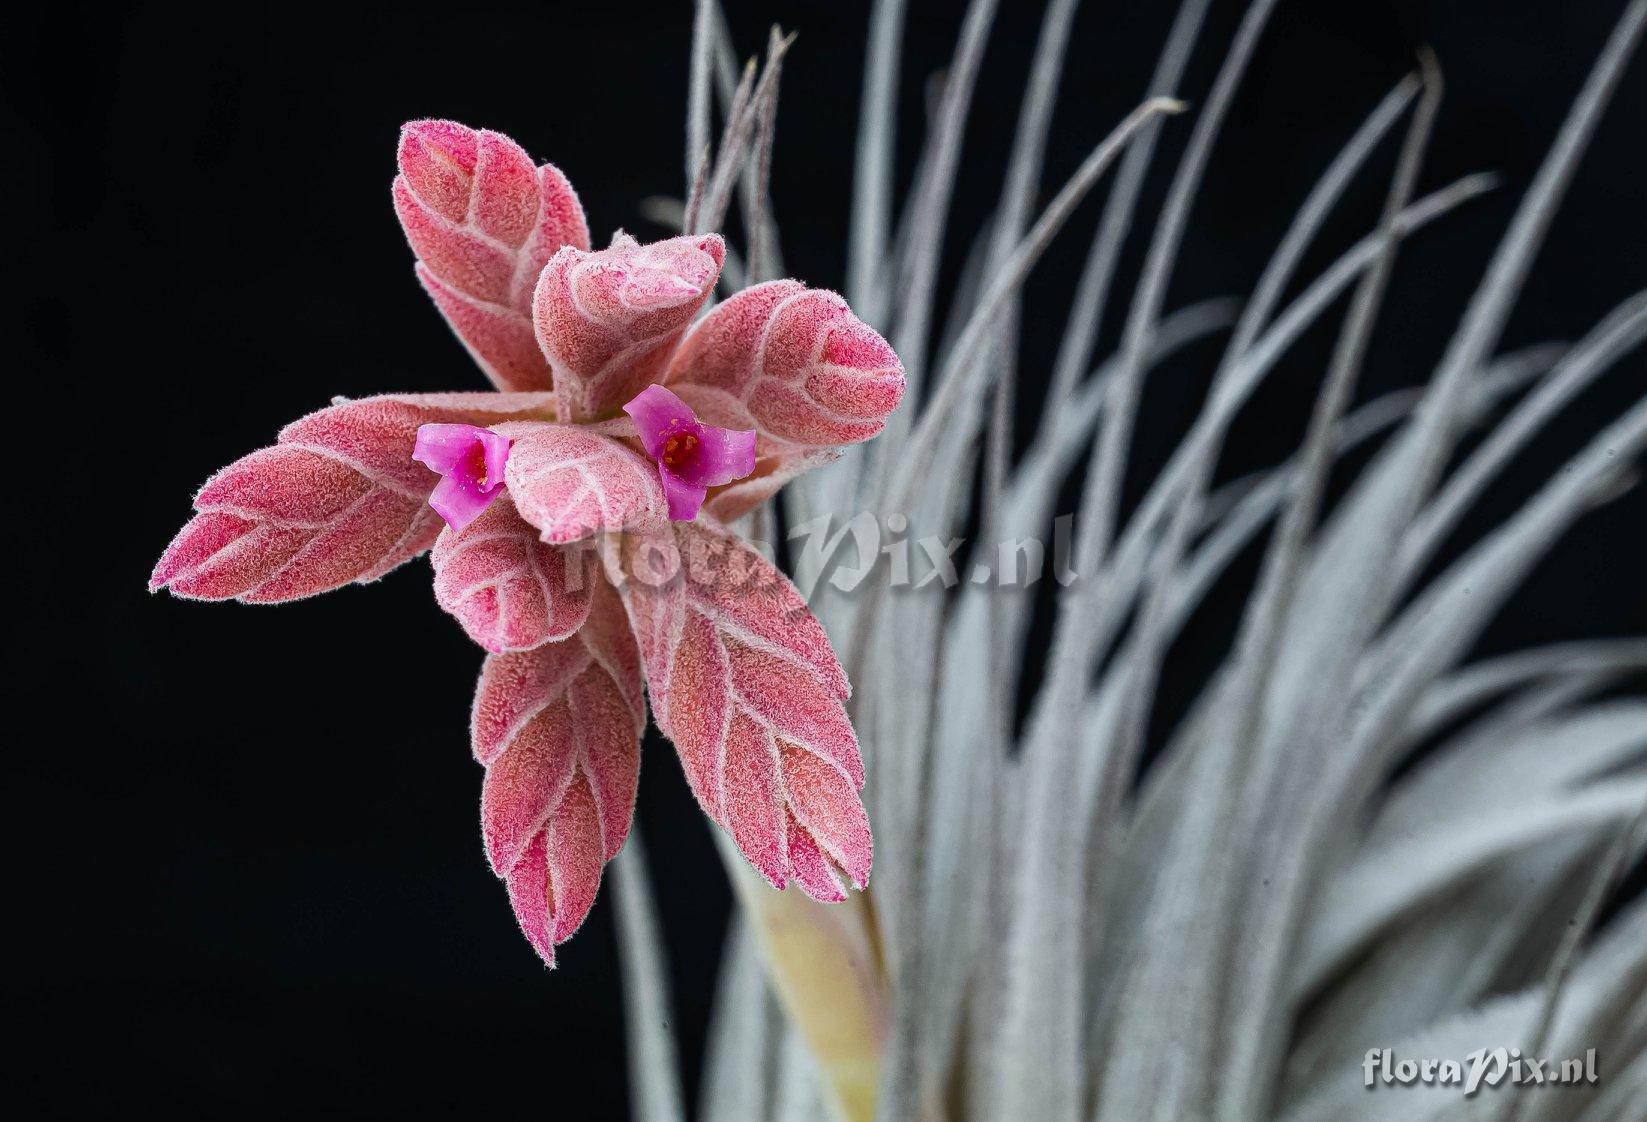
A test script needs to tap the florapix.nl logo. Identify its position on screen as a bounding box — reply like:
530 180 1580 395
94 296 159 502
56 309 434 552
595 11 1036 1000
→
1363 1047 1600 1096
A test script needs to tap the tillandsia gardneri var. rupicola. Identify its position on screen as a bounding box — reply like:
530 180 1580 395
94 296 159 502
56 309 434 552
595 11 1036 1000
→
677 4 1641 1122
154 0 1647 1119
152 117 903 966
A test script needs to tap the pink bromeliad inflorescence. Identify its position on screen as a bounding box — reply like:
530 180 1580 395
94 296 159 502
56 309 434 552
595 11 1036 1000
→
151 120 905 966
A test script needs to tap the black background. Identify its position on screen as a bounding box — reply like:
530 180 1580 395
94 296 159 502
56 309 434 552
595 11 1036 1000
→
8 0 1645 1117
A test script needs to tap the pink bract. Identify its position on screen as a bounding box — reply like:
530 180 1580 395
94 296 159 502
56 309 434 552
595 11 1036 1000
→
535 231 726 422
609 522 870 899
430 493 594 653
395 120 588 393
152 119 905 967
500 422 666 543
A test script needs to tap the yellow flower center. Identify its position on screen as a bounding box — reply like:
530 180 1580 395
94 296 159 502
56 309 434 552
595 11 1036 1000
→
661 430 699 472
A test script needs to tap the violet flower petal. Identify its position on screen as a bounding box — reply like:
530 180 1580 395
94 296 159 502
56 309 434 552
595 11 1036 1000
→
428 473 499 533
688 426 758 488
413 423 482 475
658 468 710 522
622 384 696 460
479 429 510 487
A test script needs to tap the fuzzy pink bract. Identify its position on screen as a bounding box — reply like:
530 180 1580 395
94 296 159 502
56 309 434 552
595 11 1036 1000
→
152 118 905 967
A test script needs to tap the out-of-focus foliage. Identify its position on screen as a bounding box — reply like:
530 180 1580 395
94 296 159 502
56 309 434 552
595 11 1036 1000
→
610 3 1647 1120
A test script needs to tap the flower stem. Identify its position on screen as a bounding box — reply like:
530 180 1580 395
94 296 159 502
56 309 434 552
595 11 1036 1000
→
715 833 888 1122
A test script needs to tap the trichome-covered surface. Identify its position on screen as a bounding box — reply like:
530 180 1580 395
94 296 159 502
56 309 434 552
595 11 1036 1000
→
615 3 1647 1121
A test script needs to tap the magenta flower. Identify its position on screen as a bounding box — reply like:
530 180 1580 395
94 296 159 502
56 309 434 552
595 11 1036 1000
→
151 120 905 966
412 423 513 531
624 384 757 520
